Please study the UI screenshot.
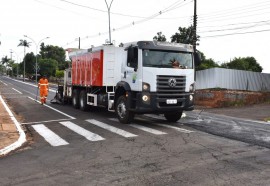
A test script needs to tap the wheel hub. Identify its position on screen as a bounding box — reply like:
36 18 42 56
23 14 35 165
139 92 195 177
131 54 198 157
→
117 102 126 118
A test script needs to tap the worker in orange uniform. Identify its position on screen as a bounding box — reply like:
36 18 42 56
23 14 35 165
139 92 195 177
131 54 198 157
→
38 75 49 105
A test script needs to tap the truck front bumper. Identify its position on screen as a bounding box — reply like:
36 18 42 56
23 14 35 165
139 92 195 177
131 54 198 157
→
128 92 194 114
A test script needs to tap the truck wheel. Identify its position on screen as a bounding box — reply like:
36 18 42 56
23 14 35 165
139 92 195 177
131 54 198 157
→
72 89 80 109
164 111 183 122
79 90 88 111
116 95 134 124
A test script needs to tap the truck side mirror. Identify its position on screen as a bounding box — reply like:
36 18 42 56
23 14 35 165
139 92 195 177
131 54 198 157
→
194 52 201 66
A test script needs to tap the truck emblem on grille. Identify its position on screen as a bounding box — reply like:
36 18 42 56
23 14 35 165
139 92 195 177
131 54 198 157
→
168 78 177 87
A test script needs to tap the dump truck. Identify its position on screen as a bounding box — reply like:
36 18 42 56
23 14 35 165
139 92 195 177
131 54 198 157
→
56 41 201 123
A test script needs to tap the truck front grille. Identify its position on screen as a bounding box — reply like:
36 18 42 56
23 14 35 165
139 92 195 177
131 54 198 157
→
156 75 187 107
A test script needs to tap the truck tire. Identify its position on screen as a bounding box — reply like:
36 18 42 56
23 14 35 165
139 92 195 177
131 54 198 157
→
72 89 80 109
164 111 183 122
79 90 88 111
116 95 134 124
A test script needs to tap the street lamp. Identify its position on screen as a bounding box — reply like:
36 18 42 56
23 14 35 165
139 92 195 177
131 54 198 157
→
24 35 49 84
105 0 114 44
10 50 20 78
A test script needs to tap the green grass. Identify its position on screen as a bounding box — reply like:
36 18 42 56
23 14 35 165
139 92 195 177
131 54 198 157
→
265 117 270 122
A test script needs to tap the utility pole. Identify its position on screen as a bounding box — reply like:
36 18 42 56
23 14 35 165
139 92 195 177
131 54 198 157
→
193 0 197 51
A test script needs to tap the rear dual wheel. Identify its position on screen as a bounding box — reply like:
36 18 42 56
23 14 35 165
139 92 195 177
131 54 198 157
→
79 90 88 111
72 89 80 109
72 89 88 111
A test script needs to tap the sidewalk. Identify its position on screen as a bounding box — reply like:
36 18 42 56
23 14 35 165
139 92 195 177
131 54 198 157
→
0 95 26 156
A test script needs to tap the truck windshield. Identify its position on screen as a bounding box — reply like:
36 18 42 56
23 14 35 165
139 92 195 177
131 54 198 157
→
142 49 193 69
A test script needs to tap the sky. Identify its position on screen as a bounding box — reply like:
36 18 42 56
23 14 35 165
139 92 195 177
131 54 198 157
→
0 0 270 73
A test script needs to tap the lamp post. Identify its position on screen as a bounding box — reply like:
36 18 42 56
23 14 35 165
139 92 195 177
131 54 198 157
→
105 0 114 44
24 35 49 84
10 50 20 78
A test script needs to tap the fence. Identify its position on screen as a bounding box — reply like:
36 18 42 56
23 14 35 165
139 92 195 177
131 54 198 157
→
195 68 270 91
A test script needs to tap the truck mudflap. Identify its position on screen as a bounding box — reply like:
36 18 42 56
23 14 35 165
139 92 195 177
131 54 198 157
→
127 92 194 114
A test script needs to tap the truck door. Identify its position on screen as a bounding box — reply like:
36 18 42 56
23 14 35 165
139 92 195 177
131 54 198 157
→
123 46 139 90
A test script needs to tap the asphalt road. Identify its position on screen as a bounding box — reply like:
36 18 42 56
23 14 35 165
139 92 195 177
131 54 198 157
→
1 76 270 186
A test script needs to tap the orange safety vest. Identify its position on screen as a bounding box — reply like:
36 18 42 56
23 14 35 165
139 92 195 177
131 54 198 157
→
38 78 49 104
38 78 49 90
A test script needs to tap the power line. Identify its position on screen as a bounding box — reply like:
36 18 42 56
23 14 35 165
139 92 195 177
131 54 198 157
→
197 1 270 25
198 19 270 29
201 28 270 38
58 0 192 19
198 20 270 33
63 0 193 47
199 0 270 19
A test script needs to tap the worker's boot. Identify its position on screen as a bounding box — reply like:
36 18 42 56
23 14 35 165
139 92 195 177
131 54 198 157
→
44 98 47 104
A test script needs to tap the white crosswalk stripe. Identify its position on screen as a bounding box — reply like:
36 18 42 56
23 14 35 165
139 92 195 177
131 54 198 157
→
32 117 194 147
86 119 137 138
32 124 69 146
153 123 193 133
59 121 105 141
129 124 167 135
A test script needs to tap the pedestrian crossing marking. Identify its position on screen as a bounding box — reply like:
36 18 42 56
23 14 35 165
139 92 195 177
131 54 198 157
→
153 123 193 133
32 124 69 146
32 116 195 147
86 119 137 138
109 117 193 134
129 124 167 135
59 121 105 141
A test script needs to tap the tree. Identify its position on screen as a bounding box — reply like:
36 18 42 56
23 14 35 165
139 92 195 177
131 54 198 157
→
171 25 200 45
18 39 31 81
195 51 220 71
153 32 167 41
1 56 9 65
221 57 263 72
24 52 36 78
1 56 14 76
38 58 58 77
196 58 219 71
40 43 66 70
55 70 64 79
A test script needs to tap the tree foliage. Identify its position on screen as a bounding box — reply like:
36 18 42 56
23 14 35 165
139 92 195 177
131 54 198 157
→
40 43 66 70
55 70 64 79
1 56 10 65
24 52 35 75
221 57 263 72
195 51 219 71
18 39 31 48
38 58 58 77
153 32 167 41
171 25 200 45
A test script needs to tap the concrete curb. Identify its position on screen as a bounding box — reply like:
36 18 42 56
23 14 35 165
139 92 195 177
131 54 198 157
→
0 95 26 156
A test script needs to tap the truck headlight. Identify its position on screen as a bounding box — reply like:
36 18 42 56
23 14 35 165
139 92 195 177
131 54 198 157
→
142 82 150 91
142 93 150 104
142 95 149 102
